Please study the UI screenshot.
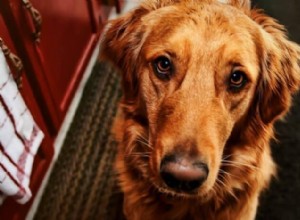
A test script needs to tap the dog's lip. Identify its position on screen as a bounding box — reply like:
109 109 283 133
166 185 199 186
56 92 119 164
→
160 188 197 198
154 183 213 203
153 182 199 198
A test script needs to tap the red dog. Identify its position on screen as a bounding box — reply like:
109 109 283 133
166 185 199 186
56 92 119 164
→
100 0 300 219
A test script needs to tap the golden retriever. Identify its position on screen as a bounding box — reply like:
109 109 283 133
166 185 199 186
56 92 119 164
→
100 0 300 219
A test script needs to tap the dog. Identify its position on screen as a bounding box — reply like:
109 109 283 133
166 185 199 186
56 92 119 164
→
100 0 300 219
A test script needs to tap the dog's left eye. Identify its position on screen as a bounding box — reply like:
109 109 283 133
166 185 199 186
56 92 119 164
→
229 70 248 91
152 56 173 79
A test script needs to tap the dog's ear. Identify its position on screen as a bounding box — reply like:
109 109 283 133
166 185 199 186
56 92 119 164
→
100 7 151 101
251 11 300 124
100 1 178 102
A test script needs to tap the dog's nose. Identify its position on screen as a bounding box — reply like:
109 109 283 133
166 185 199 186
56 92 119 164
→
160 154 209 192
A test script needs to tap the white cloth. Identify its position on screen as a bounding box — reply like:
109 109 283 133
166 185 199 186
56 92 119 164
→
0 49 44 204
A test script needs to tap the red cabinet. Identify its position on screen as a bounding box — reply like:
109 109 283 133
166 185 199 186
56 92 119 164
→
26 0 101 122
1 0 106 133
0 0 115 219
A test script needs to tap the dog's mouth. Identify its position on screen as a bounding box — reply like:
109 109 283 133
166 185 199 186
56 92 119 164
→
151 180 213 203
153 181 199 198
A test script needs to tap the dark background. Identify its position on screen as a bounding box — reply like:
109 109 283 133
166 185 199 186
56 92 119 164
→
251 0 300 219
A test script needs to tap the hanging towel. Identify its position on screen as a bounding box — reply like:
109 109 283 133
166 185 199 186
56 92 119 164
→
0 49 44 204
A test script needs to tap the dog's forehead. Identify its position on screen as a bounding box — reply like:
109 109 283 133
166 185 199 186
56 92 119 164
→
142 3 257 62
142 3 255 43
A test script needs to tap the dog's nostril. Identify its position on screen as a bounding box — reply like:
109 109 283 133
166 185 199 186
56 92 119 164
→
160 156 209 192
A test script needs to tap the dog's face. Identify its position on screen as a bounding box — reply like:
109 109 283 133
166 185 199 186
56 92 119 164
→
101 0 300 199
137 4 261 196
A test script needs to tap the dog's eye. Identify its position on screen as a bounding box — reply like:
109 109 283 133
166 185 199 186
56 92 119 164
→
229 70 247 91
153 56 173 79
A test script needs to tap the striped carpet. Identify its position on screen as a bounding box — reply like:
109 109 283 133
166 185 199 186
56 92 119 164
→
34 61 124 220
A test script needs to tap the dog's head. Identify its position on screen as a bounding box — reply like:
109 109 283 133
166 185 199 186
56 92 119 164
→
101 0 300 199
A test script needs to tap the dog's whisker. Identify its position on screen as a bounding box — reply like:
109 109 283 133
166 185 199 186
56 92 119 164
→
136 138 150 147
213 184 222 195
221 154 234 161
219 168 241 178
218 169 237 179
221 160 260 171
136 132 147 140
221 163 259 172
135 134 155 153
215 178 239 201
137 134 150 144
126 143 138 156
215 178 227 189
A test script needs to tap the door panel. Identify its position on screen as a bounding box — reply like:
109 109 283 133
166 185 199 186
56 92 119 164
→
30 0 99 116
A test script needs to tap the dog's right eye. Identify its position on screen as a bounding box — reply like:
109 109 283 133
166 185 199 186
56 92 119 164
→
152 56 173 80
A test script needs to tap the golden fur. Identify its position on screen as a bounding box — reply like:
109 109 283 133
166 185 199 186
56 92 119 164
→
100 0 300 219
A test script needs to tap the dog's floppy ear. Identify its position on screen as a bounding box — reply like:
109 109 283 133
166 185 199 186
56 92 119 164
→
100 0 179 101
252 11 300 124
100 0 184 64
100 7 150 101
